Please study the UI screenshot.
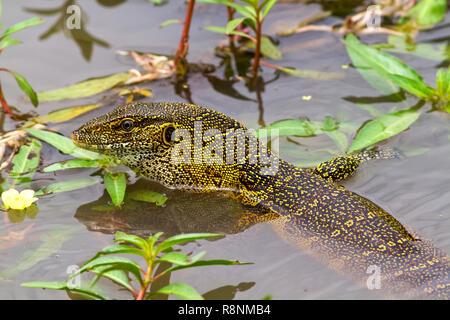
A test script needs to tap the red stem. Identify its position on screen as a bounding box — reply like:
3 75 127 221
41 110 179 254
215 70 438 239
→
251 10 262 77
174 0 196 71
0 82 14 117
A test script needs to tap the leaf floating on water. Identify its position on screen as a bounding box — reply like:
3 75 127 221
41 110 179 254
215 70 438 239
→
29 103 103 125
35 177 101 196
37 73 131 101
347 108 420 154
279 67 344 80
128 189 167 206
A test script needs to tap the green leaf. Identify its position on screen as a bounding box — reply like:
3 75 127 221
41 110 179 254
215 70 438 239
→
35 177 101 196
156 282 204 300
30 103 103 124
344 34 427 96
245 36 281 60
77 256 144 286
37 73 131 101
89 266 134 292
0 17 44 39
90 244 146 260
159 19 182 28
43 159 104 172
225 18 246 34
114 231 150 252
0 37 21 49
436 68 450 97
384 73 436 98
21 281 67 290
203 26 253 40
279 67 344 80
10 139 41 176
256 119 317 137
262 0 277 19
104 172 126 206
155 233 223 255
163 259 252 275
128 189 168 206
408 0 446 27
158 252 189 265
347 108 420 154
24 128 103 160
10 71 38 107
197 0 256 20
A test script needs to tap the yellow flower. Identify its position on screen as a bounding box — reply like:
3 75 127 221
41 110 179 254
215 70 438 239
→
1 189 38 210
302 95 312 101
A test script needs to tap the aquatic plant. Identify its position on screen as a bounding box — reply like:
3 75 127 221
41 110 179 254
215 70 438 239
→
0 1 43 116
22 231 250 300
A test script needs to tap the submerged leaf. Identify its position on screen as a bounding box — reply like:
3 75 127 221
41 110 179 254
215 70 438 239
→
0 226 79 279
128 189 167 206
35 177 101 195
279 67 344 80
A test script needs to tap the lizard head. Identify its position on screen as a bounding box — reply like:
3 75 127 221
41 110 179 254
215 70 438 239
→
71 102 249 190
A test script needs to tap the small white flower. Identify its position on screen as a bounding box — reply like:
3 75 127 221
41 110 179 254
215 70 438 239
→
1 188 38 210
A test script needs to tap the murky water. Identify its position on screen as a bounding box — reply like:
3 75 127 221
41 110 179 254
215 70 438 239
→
0 0 448 299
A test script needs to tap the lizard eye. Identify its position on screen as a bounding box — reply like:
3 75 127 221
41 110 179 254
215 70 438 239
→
121 119 134 131
163 125 175 145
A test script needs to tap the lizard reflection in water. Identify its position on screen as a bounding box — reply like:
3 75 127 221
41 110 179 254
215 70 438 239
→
71 102 449 299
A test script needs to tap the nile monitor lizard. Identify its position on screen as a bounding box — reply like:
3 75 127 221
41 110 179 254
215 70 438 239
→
71 102 449 299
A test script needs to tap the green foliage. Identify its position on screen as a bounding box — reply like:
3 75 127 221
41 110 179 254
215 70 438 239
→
347 108 420 154
22 231 251 300
0 5 43 108
37 73 131 102
408 0 447 27
344 34 448 112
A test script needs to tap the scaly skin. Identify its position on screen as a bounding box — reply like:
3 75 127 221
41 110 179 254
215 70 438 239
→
72 102 449 299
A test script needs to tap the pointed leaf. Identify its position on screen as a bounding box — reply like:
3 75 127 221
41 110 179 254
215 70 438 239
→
37 73 131 101
104 172 126 206
1 17 44 39
156 282 204 300
24 128 103 160
43 159 104 172
35 177 101 196
155 233 223 255
347 109 420 154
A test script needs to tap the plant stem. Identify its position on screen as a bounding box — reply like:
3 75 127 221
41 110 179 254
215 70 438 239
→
251 9 262 77
0 82 14 117
136 264 153 300
174 0 196 76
